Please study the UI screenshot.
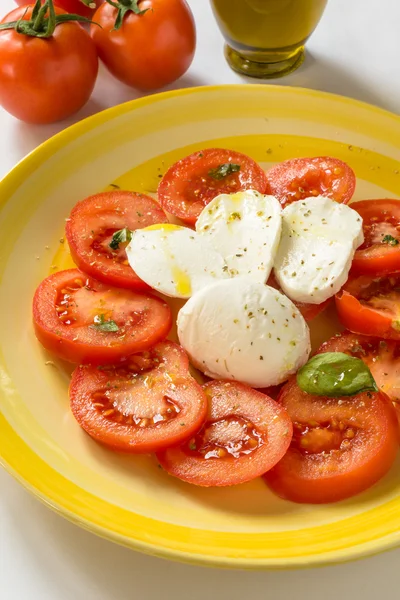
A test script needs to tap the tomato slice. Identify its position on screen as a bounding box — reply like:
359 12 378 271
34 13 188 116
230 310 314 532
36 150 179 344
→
267 273 330 322
33 269 172 364
157 380 292 487
65 191 168 290
335 273 400 340
318 331 400 402
69 341 208 453
350 199 400 276
158 148 268 226
317 331 400 430
265 157 356 208
263 377 398 503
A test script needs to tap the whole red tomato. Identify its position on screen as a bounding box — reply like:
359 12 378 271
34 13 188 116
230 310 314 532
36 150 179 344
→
91 0 196 91
15 0 103 18
0 5 98 123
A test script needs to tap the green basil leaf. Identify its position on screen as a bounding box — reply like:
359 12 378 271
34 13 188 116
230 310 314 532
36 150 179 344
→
90 314 119 333
208 163 241 180
109 228 133 250
297 352 378 397
382 234 399 246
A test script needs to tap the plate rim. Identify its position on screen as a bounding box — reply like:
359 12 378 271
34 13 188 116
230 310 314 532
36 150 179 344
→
2 84 400 569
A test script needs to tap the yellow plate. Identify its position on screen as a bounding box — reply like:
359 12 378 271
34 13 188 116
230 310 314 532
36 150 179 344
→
1 85 400 570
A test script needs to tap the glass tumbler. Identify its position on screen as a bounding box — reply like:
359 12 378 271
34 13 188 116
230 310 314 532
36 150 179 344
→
210 0 328 78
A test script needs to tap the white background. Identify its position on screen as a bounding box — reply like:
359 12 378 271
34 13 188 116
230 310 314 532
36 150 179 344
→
1 0 400 598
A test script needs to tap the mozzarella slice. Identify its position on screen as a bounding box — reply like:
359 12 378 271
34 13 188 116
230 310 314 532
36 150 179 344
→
196 190 282 282
126 224 229 299
274 196 364 305
177 278 311 388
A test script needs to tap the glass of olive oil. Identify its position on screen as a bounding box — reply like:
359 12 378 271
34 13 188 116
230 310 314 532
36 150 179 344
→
210 0 328 78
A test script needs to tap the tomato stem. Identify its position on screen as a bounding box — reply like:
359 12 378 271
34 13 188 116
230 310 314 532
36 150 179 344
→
104 0 149 31
0 0 98 37
33 0 57 35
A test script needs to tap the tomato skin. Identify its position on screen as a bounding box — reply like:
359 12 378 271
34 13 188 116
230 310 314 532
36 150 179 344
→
157 380 293 487
65 191 168 291
69 341 207 453
264 378 399 503
90 0 196 91
33 269 172 364
15 0 103 18
335 274 400 340
351 200 400 276
0 6 98 124
158 148 268 226
265 157 356 208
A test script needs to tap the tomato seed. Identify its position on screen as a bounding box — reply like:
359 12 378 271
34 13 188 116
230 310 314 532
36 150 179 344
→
103 409 115 417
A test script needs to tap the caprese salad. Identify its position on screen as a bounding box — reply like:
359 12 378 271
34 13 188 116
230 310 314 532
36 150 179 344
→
32 148 400 504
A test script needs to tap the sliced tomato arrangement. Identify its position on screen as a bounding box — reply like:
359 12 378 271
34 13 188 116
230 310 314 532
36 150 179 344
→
33 269 172 364
263 377 399 503
158 148 268 225
265 157 356 208
335 273 400 340
351 199 400 276
66 191 168 290
267 273 331 322
70 341 207 453
31 151 400 501
157 380 292 487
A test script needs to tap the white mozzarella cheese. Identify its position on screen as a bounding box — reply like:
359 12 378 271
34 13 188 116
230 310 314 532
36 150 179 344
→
196 190 282 282
274 196 364 304
126 224 229 299
177 278 311 388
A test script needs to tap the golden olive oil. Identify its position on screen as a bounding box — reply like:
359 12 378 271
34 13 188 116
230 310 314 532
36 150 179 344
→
211 0 328 77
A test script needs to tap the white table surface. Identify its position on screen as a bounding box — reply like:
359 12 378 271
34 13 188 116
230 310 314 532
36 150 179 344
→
1 0 400 598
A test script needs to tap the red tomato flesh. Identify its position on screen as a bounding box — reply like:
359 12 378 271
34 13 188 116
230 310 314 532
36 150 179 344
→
69 341 207 453
65 191 168 291
351 199 400 276
264 377 398 503
158 148 268 226
265 157 356 208
33 269 172 364
336 273 400 340
157 380 293 487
